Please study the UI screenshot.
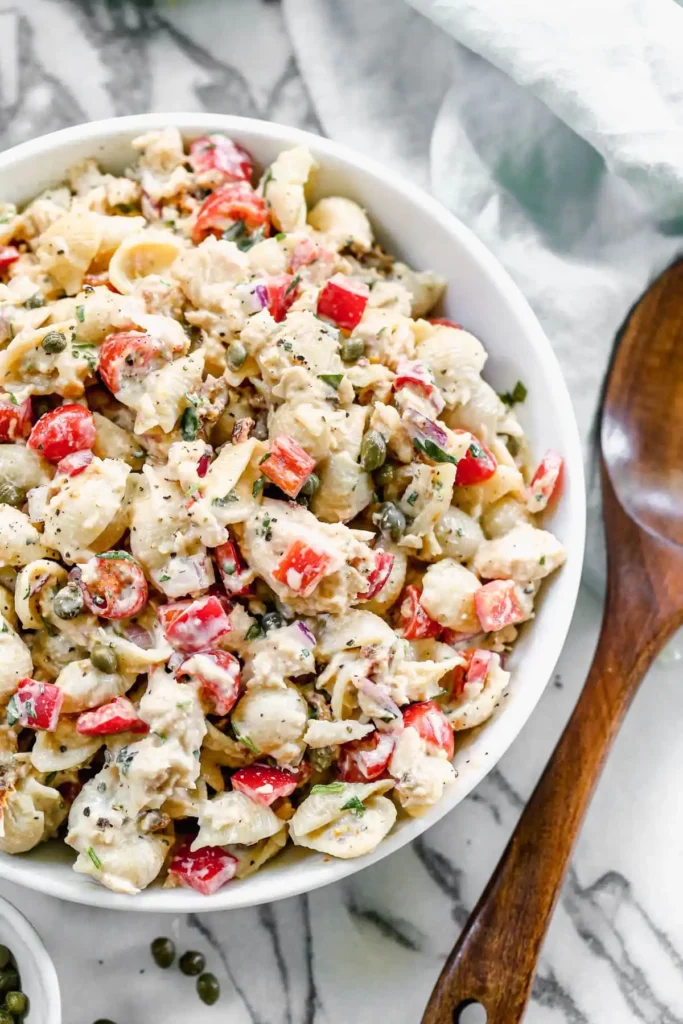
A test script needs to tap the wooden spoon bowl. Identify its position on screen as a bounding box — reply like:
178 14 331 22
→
422 259 683 1023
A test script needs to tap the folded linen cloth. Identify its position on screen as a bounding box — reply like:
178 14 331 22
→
283 0 683 589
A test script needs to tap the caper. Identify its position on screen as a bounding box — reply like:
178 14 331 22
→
179 950 206 976
150 936 176 969
52 583 84 621
41 330 66 355
0 948 10 971
261 610 283 633
24 292 45 309
227 339 246 370
0 1009 13 1024
5 991 27 1015
0 483 25 508
197 972 220 1006
374 462 395 488
360 430 387 472
377 502 406 542
90 642 118 674
0 971 18 995
381 464 414 503
299 473 320 497
340 335 365 363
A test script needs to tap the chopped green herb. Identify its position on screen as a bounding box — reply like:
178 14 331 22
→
75 304 85 322
252 476 265 498
87 846 103 870
499 380 527 407
234 731 260 754
99 550 136 563
211 489 239 507
115 202 138 214
342 796 366 816
318 373 343 390
5 695 19 726
311 782 345 795
413 437 458 465
275 232 286 241
539 555 546 565
468 441 485 460
181 406 199 442
44 771 57 786
259 452 272 465
158 574 170 582
262 168 273 190
284 274 301 297
406 491 418 506
6 393 17 407
245 622 264 642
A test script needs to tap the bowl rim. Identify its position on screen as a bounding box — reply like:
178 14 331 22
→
0 112 586 912
0 893 61 1022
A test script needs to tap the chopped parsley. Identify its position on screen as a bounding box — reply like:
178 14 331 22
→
412 437 458 465
284 274 301 298
311 782 345 795
6 393 17 407
99 550 136 563
468 441 485 460
259 452 272 465
211 489 239 507
318 373 343 390
234 731 260 754
245 622 264 642
406 491 418 506
87 846 103 870
75 304 85 322
181 406 199 442
539 555 546 565
342 796 366 816
252 476 266 498
499 380 527 407
275 232 286 241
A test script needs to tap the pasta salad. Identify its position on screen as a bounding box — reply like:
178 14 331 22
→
0 129 566 896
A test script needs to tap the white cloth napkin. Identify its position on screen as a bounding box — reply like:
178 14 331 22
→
283 0 683 589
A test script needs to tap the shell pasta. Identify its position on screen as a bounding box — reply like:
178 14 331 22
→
0 130 566 896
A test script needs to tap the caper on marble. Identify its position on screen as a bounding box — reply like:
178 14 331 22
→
90 642 118 674
151 936 176 969
179 950 206 976
377 501 406 542
0 483 25 508
339 335 365 363
5 991 27 1015
227 339 246 369
41 329 67 354
52 583 84 620
261 610 283 633
197 972 220 1006
360 430 387 472
299 472 320 497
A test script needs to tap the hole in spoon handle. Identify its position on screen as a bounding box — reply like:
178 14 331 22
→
453 1001 487 1023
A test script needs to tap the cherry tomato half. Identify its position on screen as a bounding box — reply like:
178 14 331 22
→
98 331 164 396
27 405 96 463
78 552 149 620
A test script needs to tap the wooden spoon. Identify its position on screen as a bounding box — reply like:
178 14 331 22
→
422 259 683 1024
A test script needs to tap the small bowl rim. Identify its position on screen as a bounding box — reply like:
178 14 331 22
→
0 112 586 912
0 893 61 1022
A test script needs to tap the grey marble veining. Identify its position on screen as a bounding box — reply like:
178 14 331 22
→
0 2 682 1022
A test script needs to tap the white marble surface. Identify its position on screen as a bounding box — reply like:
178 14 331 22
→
1 2 682 1022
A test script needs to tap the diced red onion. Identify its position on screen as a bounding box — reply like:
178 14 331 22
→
123 623 155 650
357 679 403 734
236 281 268 315
293 620 316 648
402 408 449 449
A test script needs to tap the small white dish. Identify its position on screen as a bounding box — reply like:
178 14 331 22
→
0 894 60 1023
0 113 585 912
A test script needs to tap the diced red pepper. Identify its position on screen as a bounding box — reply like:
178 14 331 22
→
214 539 252 597
6 678 63 732
397 585 442 640
192 182 269 245
261 435 315 498
455 436 497 486
76 696 149 736
79 552 148 620
316 274 369 331
428 317 462 329
0 393 32 441
98 331 163 396
56 448 93 478
450 648 494 698
27 405 96 463
265 272 299 323
394 359 441 405
188 134 254 185
0 246 20 273
402 700 454 759
337 731 394 783
169 840 238 896
231 764 298 806
359 550 395 601
289 237 332 273
158 595 232 653
175 649 241 716
83 272 119 293
272 541 335 597
474 579 527 633
527 450 564 512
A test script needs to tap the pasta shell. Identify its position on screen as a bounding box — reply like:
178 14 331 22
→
108 229 184 294
35 212 102 295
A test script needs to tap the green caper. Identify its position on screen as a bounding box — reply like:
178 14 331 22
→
197 972 220 1006
150 936 176 969
340 335 365 363
261 610 283 633
41 330 66 355
381 464 414 503
374 462 395 488
0 948 10 971
360 430 387 472
90 642 118 674
24 292 45 309
0 1009 13 1024
299 473 320 497
0 483 25 508
0 971 18 995
227 339 246 370
179 950 206 977
5 991 27 1015
52 583 84 621
377 502 406 542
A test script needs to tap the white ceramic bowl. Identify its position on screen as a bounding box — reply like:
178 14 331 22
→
0 113 585 911
0 895 61 1023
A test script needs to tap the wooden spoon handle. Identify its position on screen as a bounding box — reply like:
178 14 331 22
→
422 524 682 1023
